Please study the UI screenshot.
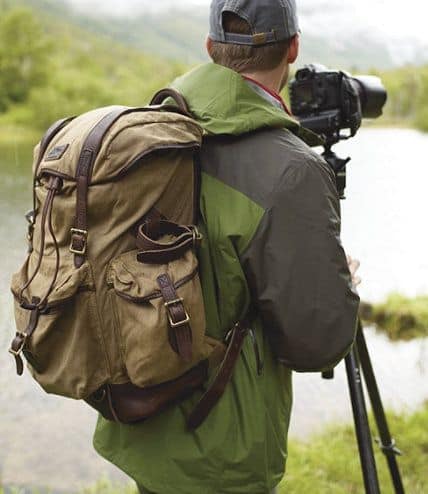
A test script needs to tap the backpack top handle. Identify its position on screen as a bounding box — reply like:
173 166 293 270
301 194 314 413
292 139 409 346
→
150 88 191 117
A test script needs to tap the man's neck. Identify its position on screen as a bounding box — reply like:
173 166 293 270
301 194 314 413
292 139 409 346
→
242 76 291 115
241 64 287 94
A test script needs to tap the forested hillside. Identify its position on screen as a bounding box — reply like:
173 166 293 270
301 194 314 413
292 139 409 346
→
0 3 427 133
5 0 418 70
0 4 185 131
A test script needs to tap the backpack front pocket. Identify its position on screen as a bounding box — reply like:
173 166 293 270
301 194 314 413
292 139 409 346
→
108 249 213 388
10 257 109 399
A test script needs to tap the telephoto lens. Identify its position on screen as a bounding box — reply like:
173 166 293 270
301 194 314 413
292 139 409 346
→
351 76 388 119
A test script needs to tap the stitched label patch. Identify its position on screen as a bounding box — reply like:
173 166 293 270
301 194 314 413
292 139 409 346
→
45 144 69 161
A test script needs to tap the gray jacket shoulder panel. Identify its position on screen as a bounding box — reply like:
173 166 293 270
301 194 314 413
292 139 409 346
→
201 126 359 372
200 127 333 210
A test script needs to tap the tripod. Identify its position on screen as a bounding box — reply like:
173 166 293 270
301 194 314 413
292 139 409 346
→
322 148 405 494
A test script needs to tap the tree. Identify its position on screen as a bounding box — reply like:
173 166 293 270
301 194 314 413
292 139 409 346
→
0 8 51 111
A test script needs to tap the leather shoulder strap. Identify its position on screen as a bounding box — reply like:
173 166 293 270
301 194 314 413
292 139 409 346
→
187 319 250 430
71 107 133 267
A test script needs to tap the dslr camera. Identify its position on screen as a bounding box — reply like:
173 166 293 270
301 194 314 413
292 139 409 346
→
288 64 387 197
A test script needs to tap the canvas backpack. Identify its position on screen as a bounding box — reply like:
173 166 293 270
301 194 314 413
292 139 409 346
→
9 89 251 429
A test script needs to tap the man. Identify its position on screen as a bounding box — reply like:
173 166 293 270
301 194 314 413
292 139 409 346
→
93 1 360 493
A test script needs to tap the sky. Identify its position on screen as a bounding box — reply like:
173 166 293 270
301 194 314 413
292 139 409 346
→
67 0 428 44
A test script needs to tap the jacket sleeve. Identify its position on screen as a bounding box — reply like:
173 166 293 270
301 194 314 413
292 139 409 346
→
241 153 360 372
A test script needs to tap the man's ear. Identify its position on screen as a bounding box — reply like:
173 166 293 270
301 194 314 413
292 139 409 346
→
206 36 213 57
287 34 300 64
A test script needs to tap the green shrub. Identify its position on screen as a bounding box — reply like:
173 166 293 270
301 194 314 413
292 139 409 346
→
361 293 428 340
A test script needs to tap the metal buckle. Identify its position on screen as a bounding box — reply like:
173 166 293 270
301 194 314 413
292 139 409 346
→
8 332 28 357
25 210 36 243
164 298 191 328
224 322 241 344
164 297 184 307
190 226 203 247
252 32 267 45
69 228 88 255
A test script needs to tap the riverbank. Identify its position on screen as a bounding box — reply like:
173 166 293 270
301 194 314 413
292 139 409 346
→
361 294 428 340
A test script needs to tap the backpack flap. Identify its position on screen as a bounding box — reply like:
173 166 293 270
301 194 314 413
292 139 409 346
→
36 108 203 184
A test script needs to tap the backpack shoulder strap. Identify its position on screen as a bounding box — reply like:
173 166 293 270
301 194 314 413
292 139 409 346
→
71 106 131 267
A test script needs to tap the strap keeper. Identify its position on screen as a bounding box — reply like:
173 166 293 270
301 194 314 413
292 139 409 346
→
69 228 88 255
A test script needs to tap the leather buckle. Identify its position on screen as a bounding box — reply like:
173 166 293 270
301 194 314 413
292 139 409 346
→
164 298 191 328
69 228 88 255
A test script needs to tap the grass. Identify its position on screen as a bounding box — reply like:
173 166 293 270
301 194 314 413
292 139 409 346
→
282 403 428 493
360 293 428 341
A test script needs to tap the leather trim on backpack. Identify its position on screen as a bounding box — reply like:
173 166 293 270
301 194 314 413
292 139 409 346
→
86 360 209 424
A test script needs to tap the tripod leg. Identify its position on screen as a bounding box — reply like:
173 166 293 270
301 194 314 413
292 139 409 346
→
356 322 406 494
345 346 381 494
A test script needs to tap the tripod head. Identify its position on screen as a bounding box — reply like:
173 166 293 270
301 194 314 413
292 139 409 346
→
322 144 351 200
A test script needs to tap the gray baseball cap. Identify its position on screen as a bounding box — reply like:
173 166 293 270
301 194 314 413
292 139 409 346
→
209 0 300 46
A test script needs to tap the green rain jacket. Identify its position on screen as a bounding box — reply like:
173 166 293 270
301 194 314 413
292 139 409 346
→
93 63 360 494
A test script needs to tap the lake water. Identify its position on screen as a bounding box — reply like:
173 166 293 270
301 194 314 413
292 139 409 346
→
0 128 427 492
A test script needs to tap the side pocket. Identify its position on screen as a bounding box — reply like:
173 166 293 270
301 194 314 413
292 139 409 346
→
11 258 109 399
108 248 214 388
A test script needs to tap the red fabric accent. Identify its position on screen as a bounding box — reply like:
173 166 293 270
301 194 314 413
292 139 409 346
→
243 76 292 115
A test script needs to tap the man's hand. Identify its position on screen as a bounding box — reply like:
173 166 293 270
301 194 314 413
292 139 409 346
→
347 255 361 290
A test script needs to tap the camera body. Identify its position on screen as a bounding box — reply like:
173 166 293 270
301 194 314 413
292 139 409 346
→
289 64 387 147
289 64 387 197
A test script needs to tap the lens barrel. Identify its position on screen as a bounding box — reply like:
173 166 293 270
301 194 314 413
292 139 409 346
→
352 76 388 119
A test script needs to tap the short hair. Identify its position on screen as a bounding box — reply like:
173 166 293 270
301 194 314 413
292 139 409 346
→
208 12 291 73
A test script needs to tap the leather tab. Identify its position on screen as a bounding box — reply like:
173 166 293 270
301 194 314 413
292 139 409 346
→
14 353 24 376
157 273 193 363
9 301 40 376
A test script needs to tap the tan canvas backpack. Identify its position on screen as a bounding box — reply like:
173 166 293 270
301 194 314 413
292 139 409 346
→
9 90 251 429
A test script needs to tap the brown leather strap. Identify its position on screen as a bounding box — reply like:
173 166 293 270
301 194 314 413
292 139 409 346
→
187 320 250 430
86 361 208 424
136 221 201 265
150 88 191 116
138 208 163 239
9 298 41 375
71 106 131 267
157 273 192 363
